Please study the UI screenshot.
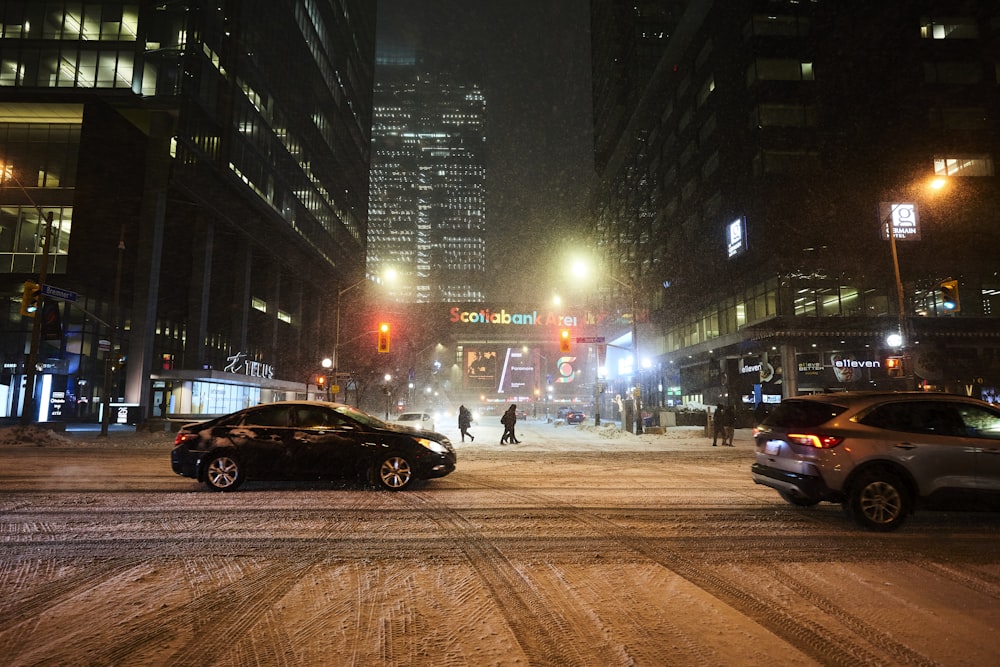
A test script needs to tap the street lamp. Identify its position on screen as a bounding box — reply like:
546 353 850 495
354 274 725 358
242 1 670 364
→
571 260 643 434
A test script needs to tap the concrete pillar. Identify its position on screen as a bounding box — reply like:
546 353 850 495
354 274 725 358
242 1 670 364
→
782 343 798 398
125 111 171 414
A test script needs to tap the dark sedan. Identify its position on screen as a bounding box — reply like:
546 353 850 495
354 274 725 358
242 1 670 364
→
171 401 456 491
566 410 587 424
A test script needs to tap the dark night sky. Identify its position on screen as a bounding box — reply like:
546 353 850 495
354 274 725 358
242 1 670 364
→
375 0 595 302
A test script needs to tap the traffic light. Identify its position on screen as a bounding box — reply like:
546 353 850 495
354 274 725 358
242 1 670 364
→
377 322 391 353
559 329 571 353
939 279 960 312
317 375 326 388
19 280 40 317
885 357 903 378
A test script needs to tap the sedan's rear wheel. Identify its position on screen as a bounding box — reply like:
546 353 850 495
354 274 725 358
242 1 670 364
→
846 468 910 531
374 454 414 491
204 453 243 491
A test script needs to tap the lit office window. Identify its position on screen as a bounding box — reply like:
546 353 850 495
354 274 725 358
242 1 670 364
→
920 19 978 39
934 156 994 177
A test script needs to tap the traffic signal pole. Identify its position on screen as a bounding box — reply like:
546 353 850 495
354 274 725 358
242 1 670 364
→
20 212 53 425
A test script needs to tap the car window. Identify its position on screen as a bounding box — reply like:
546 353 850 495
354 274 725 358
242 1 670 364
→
240 405 290 427
294 406 346 428
859 401 965 437
955 403 1000 440
763 401 847 428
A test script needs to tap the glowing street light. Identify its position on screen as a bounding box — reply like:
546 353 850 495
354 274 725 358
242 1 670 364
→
568 257 643 434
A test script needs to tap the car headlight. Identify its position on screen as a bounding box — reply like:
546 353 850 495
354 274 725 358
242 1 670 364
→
416 438 449 454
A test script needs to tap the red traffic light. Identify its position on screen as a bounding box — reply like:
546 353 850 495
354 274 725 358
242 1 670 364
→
377 322 391 353
559 329 571 353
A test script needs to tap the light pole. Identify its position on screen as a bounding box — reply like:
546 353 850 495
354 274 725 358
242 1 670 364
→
383 373 392 420
572 259 643 434
320 357 333 400
100 226 126 436
879 177 948 385
883 204 908 368
332 269 395 400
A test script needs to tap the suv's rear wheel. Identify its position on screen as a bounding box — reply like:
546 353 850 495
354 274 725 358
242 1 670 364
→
845 468 911 531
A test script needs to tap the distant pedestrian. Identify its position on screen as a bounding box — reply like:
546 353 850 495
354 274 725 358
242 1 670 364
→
712 403 726 446
458 405 474 442
500 404 520 444
723 404 737 446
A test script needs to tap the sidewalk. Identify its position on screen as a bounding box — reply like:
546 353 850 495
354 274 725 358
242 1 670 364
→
443 418 754 453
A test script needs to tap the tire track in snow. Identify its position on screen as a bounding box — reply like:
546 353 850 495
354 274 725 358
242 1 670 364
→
469 477 937 667
406 489 625 666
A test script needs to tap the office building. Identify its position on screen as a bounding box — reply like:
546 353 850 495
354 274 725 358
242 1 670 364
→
369 57 487 303
0 1 376 421
589 0 1000 409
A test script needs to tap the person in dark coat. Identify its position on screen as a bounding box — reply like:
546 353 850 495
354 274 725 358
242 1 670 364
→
500 404 519 444
722 404 737 446
458 405 474 442
712 403 726 446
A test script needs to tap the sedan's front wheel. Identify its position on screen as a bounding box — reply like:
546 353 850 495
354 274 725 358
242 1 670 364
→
203 453 243 492
373 454 414 491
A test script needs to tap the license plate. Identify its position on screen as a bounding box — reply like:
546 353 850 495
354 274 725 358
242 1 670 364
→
764 440 782 455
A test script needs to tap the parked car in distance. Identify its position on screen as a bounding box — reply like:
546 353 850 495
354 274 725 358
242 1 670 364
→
396 411 435 431
566 410 587 424
171 401 455 492
752 391 1000 531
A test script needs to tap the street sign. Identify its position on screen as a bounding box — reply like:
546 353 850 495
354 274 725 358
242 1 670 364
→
575 336 606 344
40 284 78 302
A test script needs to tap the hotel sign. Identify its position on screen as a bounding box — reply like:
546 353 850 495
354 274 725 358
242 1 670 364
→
727 216 747 258
879 202 921 241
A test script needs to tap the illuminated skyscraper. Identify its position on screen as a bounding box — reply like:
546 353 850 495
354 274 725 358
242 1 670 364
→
369 59 487 303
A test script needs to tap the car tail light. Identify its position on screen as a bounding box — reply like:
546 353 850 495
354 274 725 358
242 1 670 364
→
174 432 198 446
786 433 844 449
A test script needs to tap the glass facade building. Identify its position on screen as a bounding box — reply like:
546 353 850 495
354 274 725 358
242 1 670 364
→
0 1 376 421
369 62 487 303
589 0 1000 412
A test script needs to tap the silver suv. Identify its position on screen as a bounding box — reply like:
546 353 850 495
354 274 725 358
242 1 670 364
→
752 392 1000 530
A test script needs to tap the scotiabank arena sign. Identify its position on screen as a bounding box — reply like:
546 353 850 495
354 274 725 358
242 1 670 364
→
449 306 578 327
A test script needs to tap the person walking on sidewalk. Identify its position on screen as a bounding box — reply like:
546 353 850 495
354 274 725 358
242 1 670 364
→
500 405 520 444
722 403 736 446
458 405 474 443
712 403 726 447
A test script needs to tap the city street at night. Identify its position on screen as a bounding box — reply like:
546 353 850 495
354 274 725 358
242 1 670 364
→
1 422 998 666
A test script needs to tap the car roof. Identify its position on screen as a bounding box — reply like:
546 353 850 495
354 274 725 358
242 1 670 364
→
783 391 990 407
